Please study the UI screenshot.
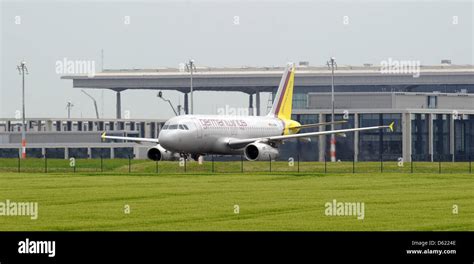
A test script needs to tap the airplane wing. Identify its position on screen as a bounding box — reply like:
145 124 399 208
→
227 122 394 149
289 120 347 130
101 132 159 143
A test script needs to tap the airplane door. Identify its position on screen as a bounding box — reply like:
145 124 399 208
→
231 122 237 136
193 119 203 139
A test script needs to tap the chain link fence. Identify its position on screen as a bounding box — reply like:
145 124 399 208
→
0 154 472 174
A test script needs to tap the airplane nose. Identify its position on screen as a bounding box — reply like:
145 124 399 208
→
159 130 183 150
159 131 172 147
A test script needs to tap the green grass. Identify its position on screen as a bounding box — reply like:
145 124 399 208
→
0 161 472 231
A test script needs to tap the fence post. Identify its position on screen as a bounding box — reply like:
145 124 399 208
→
438 154 441 174
353 154 355 174
212 155 214 173
297 154 300 173
241 155 243 173
184 157 187 173
44 156 47 173
269 155 271 172
324 154 327 174
469 155 472 174
128 155 131 173
380 154 383 173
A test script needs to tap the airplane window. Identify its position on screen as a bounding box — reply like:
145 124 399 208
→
168 124 178 130
162 125 168 130
183 125 189 130
178 124 184 130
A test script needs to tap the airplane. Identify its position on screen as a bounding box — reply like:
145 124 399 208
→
101 63 394 161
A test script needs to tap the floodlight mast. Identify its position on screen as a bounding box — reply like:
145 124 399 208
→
17 61 28 159
101 49 104 118
327 57 337 162
185 59 196 114
66 101 74 118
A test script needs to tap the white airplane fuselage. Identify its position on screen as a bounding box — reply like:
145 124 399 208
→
159 114 285 155
102 64 392 161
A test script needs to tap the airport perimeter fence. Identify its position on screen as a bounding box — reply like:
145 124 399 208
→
0 154 472 174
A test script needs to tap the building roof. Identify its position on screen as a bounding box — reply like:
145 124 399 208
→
61 64 474 94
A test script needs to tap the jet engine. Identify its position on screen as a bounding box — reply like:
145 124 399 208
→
147 144 180 161
244 142 279 161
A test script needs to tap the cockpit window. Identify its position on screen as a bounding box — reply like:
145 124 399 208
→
163 122 189 130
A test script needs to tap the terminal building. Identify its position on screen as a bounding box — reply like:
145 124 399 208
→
1 62 473 161
0 118 165 159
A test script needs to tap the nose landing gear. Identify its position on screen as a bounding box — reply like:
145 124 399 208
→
191 153 203 161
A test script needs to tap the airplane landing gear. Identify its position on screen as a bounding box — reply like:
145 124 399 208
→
179 153 204 162
191 153 202 161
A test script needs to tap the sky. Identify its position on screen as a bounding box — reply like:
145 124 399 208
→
1 0 473 119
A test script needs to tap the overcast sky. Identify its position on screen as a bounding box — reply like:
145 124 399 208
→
1 0 472 119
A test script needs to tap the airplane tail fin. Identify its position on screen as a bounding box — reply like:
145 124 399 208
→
267 63 295 120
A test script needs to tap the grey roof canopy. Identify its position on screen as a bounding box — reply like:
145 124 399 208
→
61 65 474 93
61 64 474 118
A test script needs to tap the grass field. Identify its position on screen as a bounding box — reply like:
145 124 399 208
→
0 160 473 231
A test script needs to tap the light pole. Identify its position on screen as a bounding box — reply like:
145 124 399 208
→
185 59 196 114
101 49 104 118
327 57 337 162
66 101 74 118
157 91 178 116
17 61 28 159
81 90 100 119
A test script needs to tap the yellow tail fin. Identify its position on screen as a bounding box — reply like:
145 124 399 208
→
267 63 295 120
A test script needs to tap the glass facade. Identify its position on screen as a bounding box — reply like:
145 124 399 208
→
433 114 451 161
0 148 19 158
26 148 43 158
411 114 429 160
68 148 89 159
410 113 471 161
359 113 402 161
454 115 474 161
292 93 307 109
326 114 355 161
114 147 135 159
91 148 111 159
45 148 65 159
279 114 319 161
291 84 474 94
